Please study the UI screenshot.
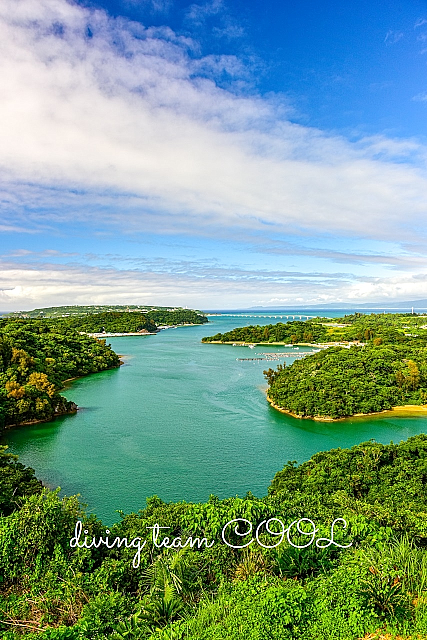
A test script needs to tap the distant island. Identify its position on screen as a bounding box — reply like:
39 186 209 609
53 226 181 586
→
8 304 208 323
0 306 208 429
203 312 427 420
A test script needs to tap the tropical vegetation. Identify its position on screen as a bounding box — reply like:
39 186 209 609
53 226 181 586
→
49 310 207 333
52 312 157 334
265 343 427 419
202 312 427 346
144 310 207 327
0 318 120 430
201 320 328 344
3 435 427 638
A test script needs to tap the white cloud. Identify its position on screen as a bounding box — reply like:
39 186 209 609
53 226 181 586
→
122 0 172 13
0 0 426 247
255 241 427 270
2 254 427 311
0 257 346 310
384 30 404 45
185 0 224 25
345 273 427 303
413 92 427 102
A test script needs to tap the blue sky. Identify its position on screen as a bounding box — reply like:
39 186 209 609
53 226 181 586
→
1 0 427 310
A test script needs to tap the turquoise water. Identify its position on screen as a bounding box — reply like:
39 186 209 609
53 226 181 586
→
3 312 427 523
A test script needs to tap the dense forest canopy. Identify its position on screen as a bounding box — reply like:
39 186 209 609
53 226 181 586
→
50 310 207 334
201 320 328 344
52 312 157 334
145 309 208 327
266 344 427 419
8 307 208 331
3 435 427 638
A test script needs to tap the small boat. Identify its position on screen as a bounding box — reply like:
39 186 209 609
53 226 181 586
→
248 344 255 349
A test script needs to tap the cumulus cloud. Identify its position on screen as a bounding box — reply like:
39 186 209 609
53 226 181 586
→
345 274 427 304
0 0 425 247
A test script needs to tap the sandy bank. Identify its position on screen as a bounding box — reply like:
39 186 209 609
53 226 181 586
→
85 331 157 337
86 323 204 338
266 395 427 422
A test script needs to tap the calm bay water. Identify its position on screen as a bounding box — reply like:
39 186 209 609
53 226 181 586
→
3 311 427 523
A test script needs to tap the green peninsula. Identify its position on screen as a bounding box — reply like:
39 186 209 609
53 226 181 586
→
203 313 427 419
201 320 329 345
8 305 208 329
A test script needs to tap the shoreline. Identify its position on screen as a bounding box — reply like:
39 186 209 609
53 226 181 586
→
266 395 427 422
3 362 122 432
86 331 157 337
5 325 206 432
4 405 78 430
86 323 206 338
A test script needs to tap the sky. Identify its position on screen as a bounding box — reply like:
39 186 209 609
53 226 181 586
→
1 0 427 310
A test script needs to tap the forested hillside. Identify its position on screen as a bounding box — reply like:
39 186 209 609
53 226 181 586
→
10 306 208 328
3 435 427 638
38 310 207 333
53 311 157 334
202 320 328 344
0 318 120 429
266 344 427 419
